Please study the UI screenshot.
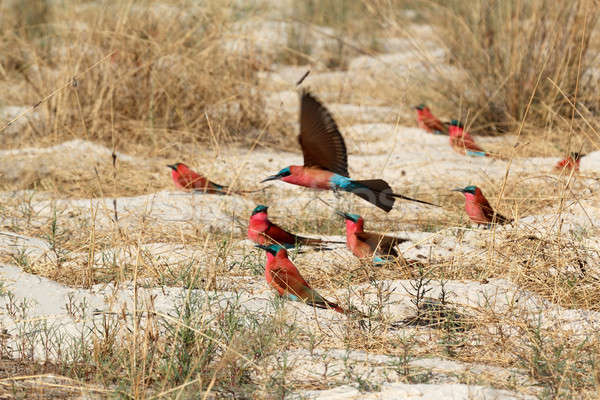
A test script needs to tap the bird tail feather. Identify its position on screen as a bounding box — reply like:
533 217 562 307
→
196 187 265 196
298 236 345 246
231 188 266 194
306 289 346 314
466 150 488 157
351 179 440 212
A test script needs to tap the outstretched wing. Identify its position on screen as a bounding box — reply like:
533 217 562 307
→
298 91 349 177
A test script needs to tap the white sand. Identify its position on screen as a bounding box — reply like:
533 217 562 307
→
0 22 598 399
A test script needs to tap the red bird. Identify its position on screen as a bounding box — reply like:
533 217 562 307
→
555 152 584 173
256 244 345 314
168 163 228 193
448 120 488 157
168 163 260 195
261 91 438 212
248 205 341 248
337 211 408 265
415 104 448 135
453 185 512 226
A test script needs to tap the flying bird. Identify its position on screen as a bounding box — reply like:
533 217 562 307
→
453 185 512 226
168 163 259 195
262 91 438 212
248 205 342 248
555 152 584 173
415 104 448 135
448 120 489 157
256 244 345 314
337 211 408 265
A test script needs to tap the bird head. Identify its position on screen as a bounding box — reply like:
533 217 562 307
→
571 152 585 160
167 163 193 175
251 205 268 216
449 120 464 128
452 185 478 196
336 211 361 222
414 104 426 111
255 244 286 256
261 167 292 183
336 210 364 231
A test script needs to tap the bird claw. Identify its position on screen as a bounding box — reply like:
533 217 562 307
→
357 319 368 330
332 186 342 198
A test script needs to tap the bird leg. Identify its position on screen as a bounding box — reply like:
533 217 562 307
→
332 185 342 198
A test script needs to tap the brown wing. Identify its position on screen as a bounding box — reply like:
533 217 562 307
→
298 91 349 177
480 198 511 225
424 116 448 134
356 232 408 257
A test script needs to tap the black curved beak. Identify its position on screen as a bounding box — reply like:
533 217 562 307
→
452 188 466 193
167 164 177 170
255 244 269 251
335 210 351 220
261 175 281 183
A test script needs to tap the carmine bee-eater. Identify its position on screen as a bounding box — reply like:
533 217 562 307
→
452 185 512 226
448 120 488 157
554 152 584 172
414 104 448 135
337 211 408 265
261 90 438 213
248 205 342 248
168 163 259 195
256 244 345 314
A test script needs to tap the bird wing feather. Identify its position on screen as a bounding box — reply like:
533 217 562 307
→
270 265 311 298
423 112 447 133
356 232 407 257
299 91 349 177
264 223 298 246
480 197 511 224
270 265 338 310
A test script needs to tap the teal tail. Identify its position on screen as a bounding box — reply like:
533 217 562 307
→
373 256 394 266
466 150 488 157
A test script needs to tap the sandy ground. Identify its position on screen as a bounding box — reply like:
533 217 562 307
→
1 18 599 399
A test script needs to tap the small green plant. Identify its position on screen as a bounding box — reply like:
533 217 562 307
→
517 317 598 397
10 248 31 272
342 351 381 393
231 247 265 276
44 207 70 268
389 335 434 384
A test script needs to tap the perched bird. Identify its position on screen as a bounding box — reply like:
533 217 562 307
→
262 91 438 212
448 120 488 157
453 185 512 226
337 211 408 265
168 163 228 193
168 163 259 195
256 244 345 314
414 104 448 135
554 152 584 173
248 205 341 248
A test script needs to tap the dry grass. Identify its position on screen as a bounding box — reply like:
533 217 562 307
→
370 0 600 162
0 0 270 158
0 0 600 399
